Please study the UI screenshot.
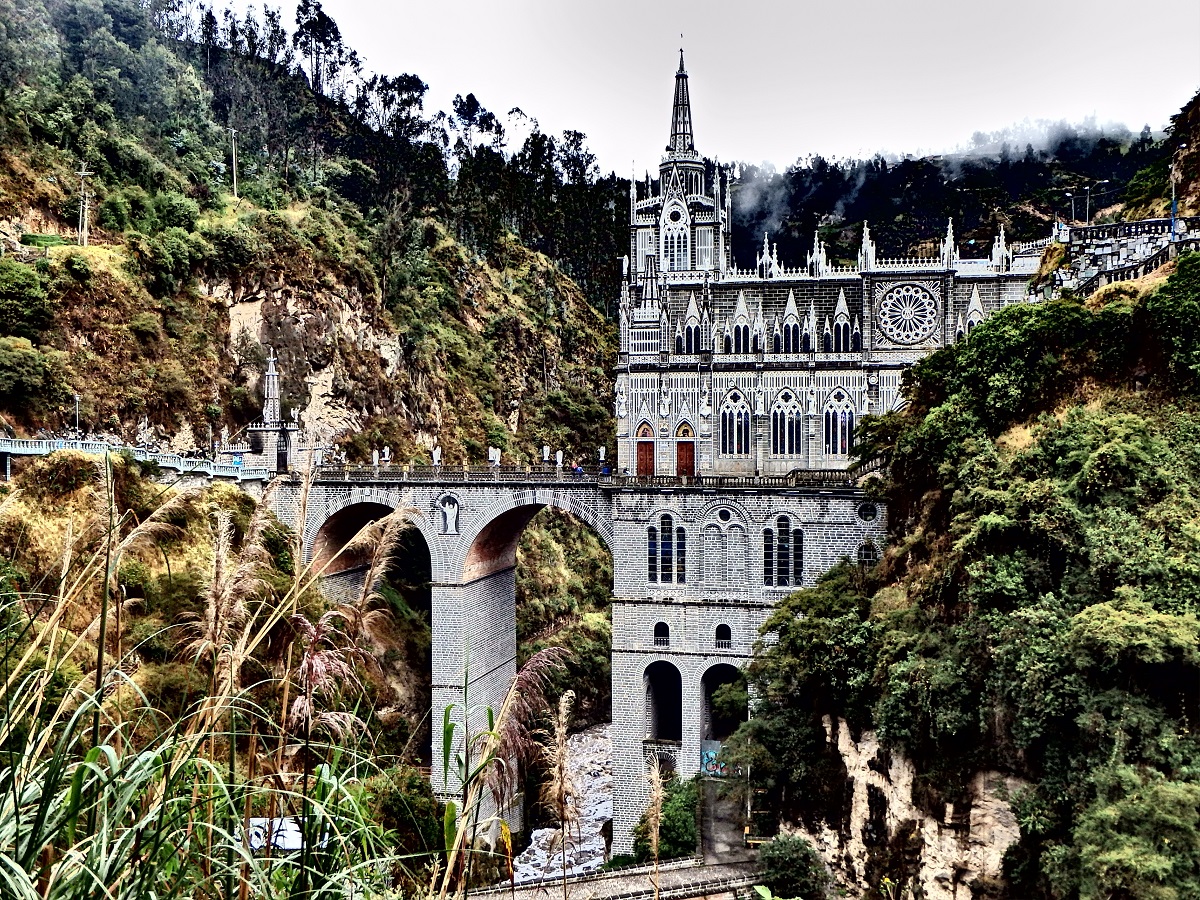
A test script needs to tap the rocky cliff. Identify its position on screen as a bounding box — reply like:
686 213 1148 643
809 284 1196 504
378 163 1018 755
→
798 717 1023 899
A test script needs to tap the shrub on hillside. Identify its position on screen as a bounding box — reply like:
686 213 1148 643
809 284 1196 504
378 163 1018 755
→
758 835 830 900
0 336 66 414
1146 251 1200 391
153 191 200 231
0 258 51 341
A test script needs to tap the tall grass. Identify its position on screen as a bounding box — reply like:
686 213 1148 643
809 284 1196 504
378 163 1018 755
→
0 464 415 898
0 459 571 900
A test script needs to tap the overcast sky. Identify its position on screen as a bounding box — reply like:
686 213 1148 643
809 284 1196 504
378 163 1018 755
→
240 0 1200 174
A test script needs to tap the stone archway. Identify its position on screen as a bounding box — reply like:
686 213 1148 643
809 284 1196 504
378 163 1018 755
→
311 501 395 576
430 491 614 816
701 663 744 743
644 660 683 743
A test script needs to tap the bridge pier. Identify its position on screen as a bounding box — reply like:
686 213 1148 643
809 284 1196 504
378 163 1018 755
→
429 569 518 816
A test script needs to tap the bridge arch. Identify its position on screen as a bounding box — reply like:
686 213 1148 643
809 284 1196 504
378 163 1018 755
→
311 502 395 575
300 487 437 573
454 489 614 583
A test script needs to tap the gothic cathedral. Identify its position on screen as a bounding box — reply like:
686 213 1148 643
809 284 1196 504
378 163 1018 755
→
614 52 1037 479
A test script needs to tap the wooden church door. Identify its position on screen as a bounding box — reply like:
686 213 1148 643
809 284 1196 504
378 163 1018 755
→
636 423 655 476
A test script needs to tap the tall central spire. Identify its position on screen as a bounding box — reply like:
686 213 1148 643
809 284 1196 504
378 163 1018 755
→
668 49 694 153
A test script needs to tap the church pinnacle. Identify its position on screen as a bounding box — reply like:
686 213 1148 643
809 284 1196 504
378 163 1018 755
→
668 50 695 153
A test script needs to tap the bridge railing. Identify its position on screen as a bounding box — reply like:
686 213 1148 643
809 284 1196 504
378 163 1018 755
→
310 464 605 484
307 457 886 489
0 438 269 482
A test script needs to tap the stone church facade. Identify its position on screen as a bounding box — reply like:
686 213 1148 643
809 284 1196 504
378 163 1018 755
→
615 53 1037 479
606 53 1037 852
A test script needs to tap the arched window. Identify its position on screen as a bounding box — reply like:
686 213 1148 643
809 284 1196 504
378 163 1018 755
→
715 623 732 649
857 542 879 567
720 392 752 456
685 325 699 354
823 390 855 456
649 514 684 583
770 390 803 456
852 329 862 351
675 334 684 354
732 324 750 354
834 321 851 353
763 516 804 586
654 621 670 647
727 524 747 584
723 333 732 354
660 514 674 583
772 331 781 354
802 331 811 352
752 331 763 353
822 330 833 353
663 221 689 272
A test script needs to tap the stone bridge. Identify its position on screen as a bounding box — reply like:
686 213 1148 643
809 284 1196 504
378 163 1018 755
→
270 462 887 851
270 465 612 824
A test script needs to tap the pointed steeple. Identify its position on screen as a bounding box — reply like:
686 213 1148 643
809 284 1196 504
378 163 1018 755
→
941 218 957 269
668 50 695 153
991 224 1009 271
734 290 750 322
967 284 985 326
263 348 280 426
859 221 877 271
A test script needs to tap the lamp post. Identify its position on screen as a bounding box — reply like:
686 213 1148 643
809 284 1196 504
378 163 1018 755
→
1085 180 1110 225
73 394 80 433
1172 143 1189 242
1065 192 1076 222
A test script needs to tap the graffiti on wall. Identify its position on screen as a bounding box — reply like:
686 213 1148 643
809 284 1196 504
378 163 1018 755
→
701 740 726 777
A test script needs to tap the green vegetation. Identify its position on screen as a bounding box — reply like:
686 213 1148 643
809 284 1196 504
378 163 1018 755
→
633 776 699 863
757 835 830 900
727 255 1200 897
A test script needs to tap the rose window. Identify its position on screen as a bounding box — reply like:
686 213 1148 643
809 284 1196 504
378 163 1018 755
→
877 284 938 344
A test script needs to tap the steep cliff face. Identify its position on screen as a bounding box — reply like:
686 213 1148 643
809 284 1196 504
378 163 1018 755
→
2 197 615 469
799 717 1024 899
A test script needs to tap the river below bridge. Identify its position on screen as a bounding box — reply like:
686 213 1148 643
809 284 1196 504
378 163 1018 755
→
513 723 612 881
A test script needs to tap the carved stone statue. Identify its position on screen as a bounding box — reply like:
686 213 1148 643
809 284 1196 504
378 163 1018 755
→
439 495 459 535
615 382 627 419
431 446 442 466
754 387 765 416
658 376 671 418
699 382 711 417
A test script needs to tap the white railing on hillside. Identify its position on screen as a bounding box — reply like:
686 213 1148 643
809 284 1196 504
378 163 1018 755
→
1012 237 1050 255
0 438 269 481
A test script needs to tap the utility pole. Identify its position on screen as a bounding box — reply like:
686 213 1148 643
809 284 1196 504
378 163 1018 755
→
1065 191 1075 222
76 163 93 247
1085 180 1110 226
229 126 239 199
